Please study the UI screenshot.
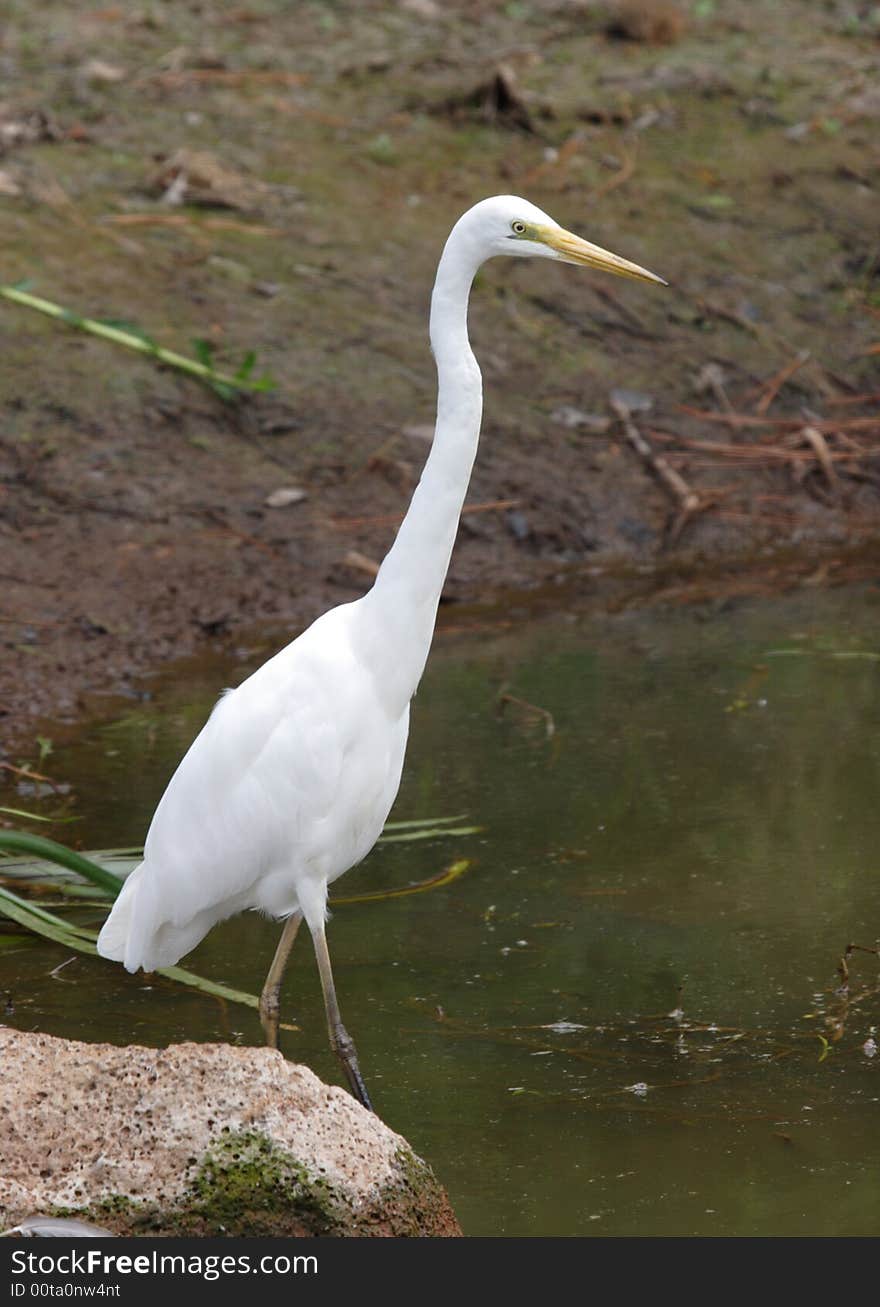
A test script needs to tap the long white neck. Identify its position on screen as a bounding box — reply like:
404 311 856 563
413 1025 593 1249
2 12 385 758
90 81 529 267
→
357 229 484 714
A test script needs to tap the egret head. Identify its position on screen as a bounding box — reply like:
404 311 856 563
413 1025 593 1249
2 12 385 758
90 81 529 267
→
455 194 666 285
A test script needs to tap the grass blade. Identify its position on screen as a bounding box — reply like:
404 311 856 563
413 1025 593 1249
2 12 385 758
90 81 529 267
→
381 814 468 830
0 833 122 895
0 887 99 950
0 887 269 1014
0 286 275 397
377 825 481 844
0 806 79 825
332 859 471 905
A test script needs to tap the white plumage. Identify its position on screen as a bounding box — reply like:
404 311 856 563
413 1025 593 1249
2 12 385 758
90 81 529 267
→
99 605 408 972
98 196 663 1110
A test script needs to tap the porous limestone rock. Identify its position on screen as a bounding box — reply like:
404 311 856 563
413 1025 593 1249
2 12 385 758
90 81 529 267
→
0 1028 460 1237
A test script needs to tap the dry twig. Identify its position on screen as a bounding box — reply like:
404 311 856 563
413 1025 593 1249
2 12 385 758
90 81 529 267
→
589 143 638 203
103 214 280 237
799 425 839 498
679 407 880 434
497 689 556 739
518 133 582 189
612 398 701 542
754 350 810 415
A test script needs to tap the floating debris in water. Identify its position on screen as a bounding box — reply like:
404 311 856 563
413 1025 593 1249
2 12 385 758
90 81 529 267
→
625 1082 649 1098
542 1021 588 1035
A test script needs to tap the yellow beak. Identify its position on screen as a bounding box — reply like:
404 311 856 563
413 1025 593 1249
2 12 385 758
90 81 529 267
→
538 225 666 285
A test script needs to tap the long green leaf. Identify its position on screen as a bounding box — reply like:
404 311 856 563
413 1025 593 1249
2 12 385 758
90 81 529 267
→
377 825 481 844
332 859 471 904
0 806 79 824
0 833 122 895
0 887 268 1014
382 814 468 830
0 285 275 395
0 888 99 952
150 964 262 1010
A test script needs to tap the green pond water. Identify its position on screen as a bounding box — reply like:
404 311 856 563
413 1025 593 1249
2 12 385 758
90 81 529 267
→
2 583 880 1237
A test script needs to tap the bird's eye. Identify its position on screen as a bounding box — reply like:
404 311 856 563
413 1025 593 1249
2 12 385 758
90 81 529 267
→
511 221 526 235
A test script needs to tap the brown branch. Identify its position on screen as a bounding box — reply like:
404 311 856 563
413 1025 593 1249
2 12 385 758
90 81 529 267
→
826 392 880 407
103 214 280 236
647 428 863 464
613 399 704 544
518 132 582 189
754 350 810 415
497 689 556 739
342 550 380 578
0 761 59 787
695 362 736 419
697 298 763 338
589 143 638 203
613 403 699 512
591 283 656 338
800 425 839 498
678 406 880 433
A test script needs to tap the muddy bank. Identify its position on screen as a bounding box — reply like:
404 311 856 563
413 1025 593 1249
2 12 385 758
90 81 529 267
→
1 1 878 756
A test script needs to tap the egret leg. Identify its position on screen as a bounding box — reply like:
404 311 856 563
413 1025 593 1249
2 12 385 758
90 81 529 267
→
310 921 374 1113
259 911 302 1050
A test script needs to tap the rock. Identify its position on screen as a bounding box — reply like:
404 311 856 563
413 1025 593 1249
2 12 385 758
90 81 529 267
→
78 59 126 85
0 1028 461 1238
550 406 611 433
264 486 308 509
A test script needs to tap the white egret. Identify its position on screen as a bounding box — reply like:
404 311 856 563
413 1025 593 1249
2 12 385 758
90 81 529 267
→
97 196 664 1111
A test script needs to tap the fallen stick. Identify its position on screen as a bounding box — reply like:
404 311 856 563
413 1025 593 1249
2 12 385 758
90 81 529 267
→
698 361 736 411
589 144 638 203
0 762 60 788
715 510 807 528
342 550 380 579
647 428 863 463
591 283 655 336
103 214 280 236
497 690 556 740
678 406 880 433
825 392 880 406
697 298 763 338
518 132 582 189
754 350 810 415
800 425 839 497
611 398 701 519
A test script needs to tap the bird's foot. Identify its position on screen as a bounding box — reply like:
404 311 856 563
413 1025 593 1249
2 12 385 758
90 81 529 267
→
333 1023 374 1113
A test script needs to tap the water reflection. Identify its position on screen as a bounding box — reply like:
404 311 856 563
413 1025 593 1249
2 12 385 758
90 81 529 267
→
2 585 879 1236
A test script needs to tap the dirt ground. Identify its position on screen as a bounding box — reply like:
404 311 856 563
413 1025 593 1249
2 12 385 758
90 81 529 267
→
1 0 879 755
